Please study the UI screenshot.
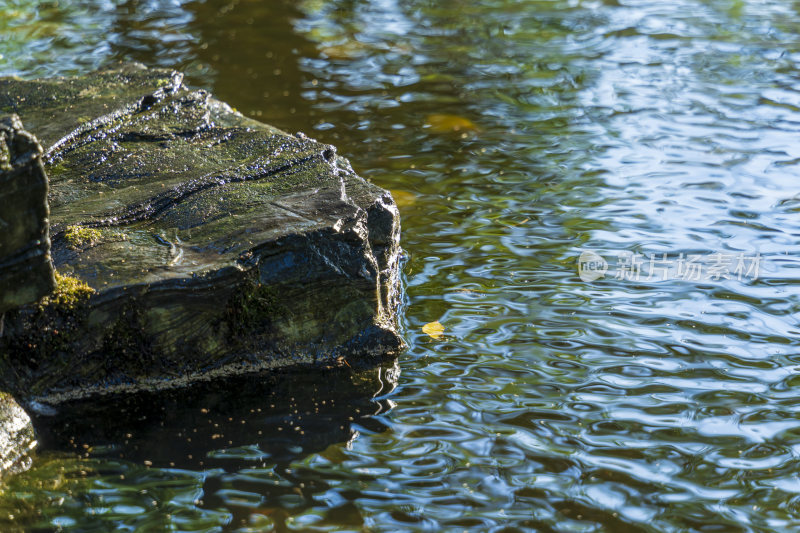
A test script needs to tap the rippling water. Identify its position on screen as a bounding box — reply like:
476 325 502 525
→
3 0 800 530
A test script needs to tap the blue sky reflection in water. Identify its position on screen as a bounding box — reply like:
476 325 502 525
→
3 0 800 530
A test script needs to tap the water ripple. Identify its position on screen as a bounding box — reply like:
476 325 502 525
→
4 0 800 530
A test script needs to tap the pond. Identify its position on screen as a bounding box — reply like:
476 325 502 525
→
2 0 800 530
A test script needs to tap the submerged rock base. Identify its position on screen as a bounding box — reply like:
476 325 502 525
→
33 360 399 470
0 64 404 405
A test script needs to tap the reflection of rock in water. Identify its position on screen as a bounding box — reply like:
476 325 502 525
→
31 362 399 471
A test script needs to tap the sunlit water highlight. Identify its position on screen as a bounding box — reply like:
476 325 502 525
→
2 0 800 530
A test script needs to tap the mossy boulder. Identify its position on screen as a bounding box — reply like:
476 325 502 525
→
0 63 404 405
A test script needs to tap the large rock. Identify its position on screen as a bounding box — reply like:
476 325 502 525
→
0 64 404 405
0 115 55 314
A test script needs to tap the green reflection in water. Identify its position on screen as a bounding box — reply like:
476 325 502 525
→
4 0 800 530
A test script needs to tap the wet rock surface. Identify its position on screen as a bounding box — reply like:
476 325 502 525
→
0 115 55 314
0 64 404 404
0 393 35 476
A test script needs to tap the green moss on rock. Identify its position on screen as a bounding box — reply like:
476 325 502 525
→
41 273 95 310
228 278 286 335
64 226 102 249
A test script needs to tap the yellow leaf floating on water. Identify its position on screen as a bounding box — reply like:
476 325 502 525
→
422 321 445 339
389 189 417 209
319 40 411 60
319 41 370 60
424 113 480 134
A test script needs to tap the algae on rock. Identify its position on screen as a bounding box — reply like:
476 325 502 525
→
40 273 95 310
63 226 102 249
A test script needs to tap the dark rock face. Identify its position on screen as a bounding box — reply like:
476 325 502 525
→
0 115 55 314
0 64 404 404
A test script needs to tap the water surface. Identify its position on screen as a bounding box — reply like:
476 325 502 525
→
2 0 800 530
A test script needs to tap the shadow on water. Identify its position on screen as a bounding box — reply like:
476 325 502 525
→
31 363 399 470
0 363 398 531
